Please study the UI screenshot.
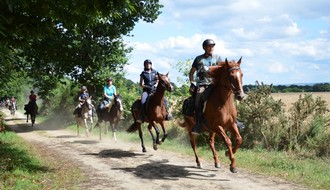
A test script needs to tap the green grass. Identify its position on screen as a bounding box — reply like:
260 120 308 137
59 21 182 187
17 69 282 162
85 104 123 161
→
0 126 84 190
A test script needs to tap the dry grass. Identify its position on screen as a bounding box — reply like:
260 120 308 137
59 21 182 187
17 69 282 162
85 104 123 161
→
271 92 330 110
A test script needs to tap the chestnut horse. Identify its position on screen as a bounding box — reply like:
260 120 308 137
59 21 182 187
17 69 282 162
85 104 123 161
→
94 94 124 141
127 73 173 152
181 57 245 173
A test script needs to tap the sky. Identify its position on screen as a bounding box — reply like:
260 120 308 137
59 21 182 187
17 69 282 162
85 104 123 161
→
123 0 330 86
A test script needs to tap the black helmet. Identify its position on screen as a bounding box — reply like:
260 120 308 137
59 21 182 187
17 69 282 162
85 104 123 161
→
144 59 152 65
202 39 216 48
106 77 113 82
81 86 87 91
30 90 34 94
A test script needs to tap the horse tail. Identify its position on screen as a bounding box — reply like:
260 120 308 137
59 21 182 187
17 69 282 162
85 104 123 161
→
126 122 139 133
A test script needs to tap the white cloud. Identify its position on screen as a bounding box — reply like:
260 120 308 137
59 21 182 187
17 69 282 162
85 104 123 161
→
123 0 330 85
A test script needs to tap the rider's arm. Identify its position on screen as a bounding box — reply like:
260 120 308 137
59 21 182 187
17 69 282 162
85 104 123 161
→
189 67 196 84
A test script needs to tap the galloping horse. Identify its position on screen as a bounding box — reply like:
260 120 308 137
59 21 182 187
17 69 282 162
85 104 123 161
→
75 96 94 137
94 94 124 141
181 57 245 173
26 101 37 126
127 73 173 152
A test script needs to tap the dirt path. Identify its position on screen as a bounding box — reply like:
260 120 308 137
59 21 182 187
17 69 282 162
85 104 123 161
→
3 109 311 190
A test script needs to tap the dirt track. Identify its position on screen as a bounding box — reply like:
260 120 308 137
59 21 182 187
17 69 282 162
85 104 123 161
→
3 109 311 190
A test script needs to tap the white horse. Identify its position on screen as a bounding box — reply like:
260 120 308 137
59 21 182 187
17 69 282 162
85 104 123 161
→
75 96 94 137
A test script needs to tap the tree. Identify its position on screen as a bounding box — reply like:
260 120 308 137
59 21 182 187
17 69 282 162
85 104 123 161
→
0 0 163 97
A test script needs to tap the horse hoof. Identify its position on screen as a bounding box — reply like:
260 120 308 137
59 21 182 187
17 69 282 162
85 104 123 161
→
197 163 202 169
230 167 238 173
142 148 147 153
215 163 221 168
153 144 158 150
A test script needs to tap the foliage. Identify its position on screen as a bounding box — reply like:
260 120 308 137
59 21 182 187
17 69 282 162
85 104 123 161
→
237 82 288 150
0 0 163 99
238 82 330 157
244 83 330 93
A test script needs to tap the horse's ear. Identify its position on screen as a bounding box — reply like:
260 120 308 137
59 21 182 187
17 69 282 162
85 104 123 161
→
238 56 242 64
166 72 169 77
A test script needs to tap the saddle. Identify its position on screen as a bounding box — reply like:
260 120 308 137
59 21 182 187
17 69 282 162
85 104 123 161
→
182 84 213 117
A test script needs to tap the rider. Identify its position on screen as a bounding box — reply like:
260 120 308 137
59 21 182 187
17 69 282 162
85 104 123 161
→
100 77 117 112
10 96 16 110
75 86 90 116
25 90 38 114
137 59 173 123
189 39 222 134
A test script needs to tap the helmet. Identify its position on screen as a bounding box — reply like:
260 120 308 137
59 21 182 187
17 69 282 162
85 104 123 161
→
81 86 87 91
30 90 34 94
106 77 113 82
144 59 152 65
202 39 216 48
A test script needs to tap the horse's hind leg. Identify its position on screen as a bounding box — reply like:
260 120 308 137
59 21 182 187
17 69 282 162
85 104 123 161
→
138 126 147 152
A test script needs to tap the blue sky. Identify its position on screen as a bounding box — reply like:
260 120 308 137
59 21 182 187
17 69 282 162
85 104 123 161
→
123 0 330 86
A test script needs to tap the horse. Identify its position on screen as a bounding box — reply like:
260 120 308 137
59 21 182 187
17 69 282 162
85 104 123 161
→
127 72 173 152
75 96 94 137
26 101 38 126
93 94 124 141
8 102 16 115
181 57 245 173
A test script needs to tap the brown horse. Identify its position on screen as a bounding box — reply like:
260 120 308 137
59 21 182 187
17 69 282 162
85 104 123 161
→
181 57 245 173
127 73 173 152
94 94 124 141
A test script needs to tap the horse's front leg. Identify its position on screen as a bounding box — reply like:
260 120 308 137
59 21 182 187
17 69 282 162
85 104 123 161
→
147 123 159 150
218 125 237 173
208 132 221 168
26 114 29 123
230 123 243 154
159 122 168 144
84 119 89 137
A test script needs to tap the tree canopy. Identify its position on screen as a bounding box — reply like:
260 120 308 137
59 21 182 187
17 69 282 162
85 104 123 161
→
0 0 163 97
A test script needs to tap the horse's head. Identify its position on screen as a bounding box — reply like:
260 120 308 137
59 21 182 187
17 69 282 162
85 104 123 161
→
114 94 124 112
209 57 245 101
85 96 93 109
158 72 173 92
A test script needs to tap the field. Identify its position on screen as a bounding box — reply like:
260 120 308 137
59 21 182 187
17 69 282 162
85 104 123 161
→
271 92 330 110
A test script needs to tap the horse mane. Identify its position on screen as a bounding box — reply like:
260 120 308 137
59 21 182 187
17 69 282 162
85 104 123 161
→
208 59 240 85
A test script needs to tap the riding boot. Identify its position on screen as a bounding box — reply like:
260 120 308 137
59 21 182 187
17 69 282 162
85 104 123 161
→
192 107 203 134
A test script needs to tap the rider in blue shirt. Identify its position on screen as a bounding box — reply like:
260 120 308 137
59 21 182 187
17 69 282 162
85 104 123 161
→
100 77 117 111
189 39 222 134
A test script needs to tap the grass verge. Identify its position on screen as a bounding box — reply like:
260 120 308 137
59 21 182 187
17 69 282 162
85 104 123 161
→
0 126 84 190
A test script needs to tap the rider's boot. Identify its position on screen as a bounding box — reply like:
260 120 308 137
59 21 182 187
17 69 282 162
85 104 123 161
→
192 107 203 135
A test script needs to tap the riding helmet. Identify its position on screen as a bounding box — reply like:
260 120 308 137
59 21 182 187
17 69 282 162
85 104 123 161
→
106 77 113 82
30 90 34 94
81 86 87 91
202 39 216 48
144 59 152 65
